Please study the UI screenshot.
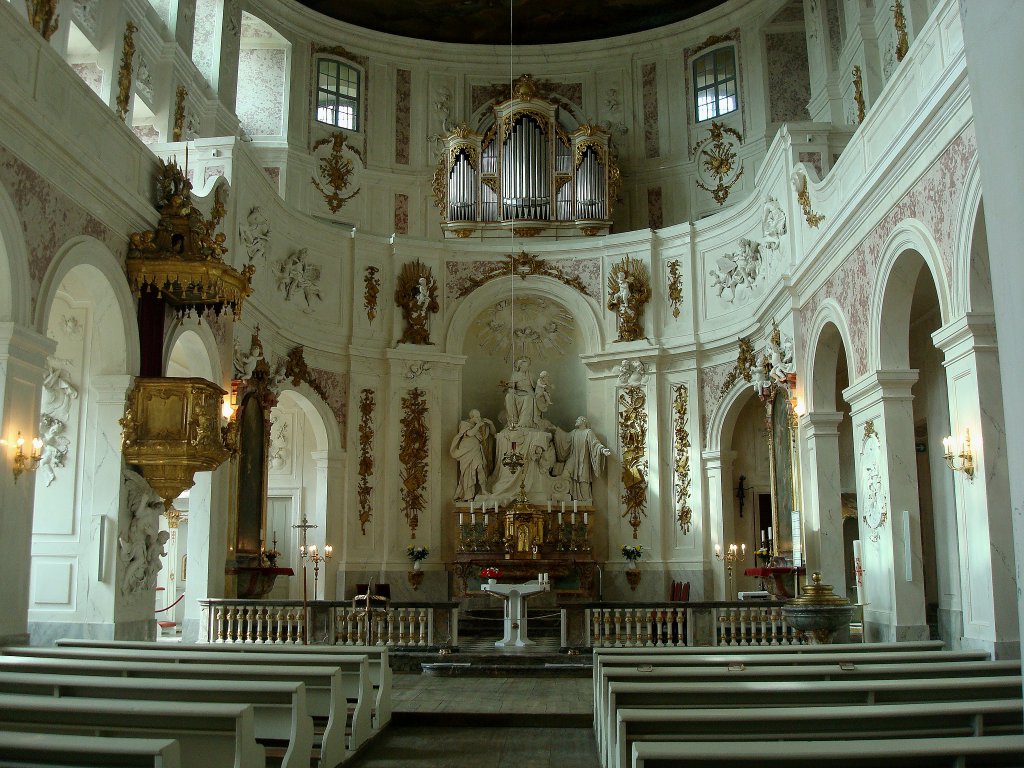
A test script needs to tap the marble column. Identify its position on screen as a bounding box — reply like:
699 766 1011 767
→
961 0 1024 675
933 313 1018 658
801 411 847 595
0 322 55 645
702 449 736 601
313 449 345 600
844 370 928 642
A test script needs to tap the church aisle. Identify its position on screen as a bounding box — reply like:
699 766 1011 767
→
345 673 598 766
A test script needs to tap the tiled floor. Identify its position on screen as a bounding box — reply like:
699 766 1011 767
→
347 674 599 767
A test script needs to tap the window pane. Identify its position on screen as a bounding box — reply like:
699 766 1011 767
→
693 47 738 122
315 58 360 129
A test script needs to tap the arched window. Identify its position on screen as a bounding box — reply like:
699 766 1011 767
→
693 47 738 122
316 58 360 131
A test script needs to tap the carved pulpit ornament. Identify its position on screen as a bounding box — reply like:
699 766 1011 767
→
395 260 439 344
126 159 254 319
115 21 137 122
607 256 652 342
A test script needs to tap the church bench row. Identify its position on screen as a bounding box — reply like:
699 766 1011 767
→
0 730 181 768
600 675 1024 768
14 645 374 751
0 670 313 768
592 648 991 717
55 638 394 728
630 734 1024 767
595 658 1019 753
614 699 1024 768
0 693 262 768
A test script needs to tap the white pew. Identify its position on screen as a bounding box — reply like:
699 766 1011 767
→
601 675 1024 767
55 638 393 729
0 730 181 768
614 699 1024 768
0 670 313 768
593 640 946 656
0 694 262 768
11 644 373 755
631 734 1024 767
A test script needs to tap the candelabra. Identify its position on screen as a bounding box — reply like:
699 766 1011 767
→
301 542 333 597
714 542 746 599
11 431 42 482
942 429 975 480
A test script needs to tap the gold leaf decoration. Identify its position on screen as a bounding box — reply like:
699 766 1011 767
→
357 389 375 534
312 132 360 213
893 0 909 62
852 66 866 125
667 260 684 318
363 265 380 322
456 250 590 299
607 255 652 342
25 0 59 40
173 85 187 142
673 384 693 534
619 385 648 539
399 388 429 538
793 172 825 228
691 122 744 206
115 21 137 122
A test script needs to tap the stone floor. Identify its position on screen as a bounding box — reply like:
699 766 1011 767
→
346 673 599 767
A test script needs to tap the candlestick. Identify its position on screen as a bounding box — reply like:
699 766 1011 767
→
459 513 465 526
558 512 563 524
547 500 552 514
583 511 588 525
471 513 476 525
571 511 577 524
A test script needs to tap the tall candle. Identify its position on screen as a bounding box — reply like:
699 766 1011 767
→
558 512 563 525
469 500 474 517
571 511 577 524
459 513 465 526
573 500 578 514
471 512 476 525
494 501 499 515
761 529 766 544
561 500 566 515
583 512 589 525
853 540 863 586
768 526 773 541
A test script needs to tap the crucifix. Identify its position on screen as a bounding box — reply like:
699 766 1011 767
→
292 515 318 556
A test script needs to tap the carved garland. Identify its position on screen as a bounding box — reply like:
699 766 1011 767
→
312 132 360 213
456 250 590 299
26 0 59 40
793 172 826 228
720 336 757 394
618 385 648 539
399 388 429 539
173 85 187 141
357 389 375 535
115 21 137 122
673 384 693 534
892 0 910 62
363 265 380 322
852 66 866 125
667 260 683 318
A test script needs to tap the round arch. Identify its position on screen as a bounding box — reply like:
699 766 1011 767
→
35 236 139 376
443 274 604 356
0 179 33 325
803 299 855 413
704 378 756 454
165 323 222 383
951 158 985 316
869 220 952 371
275 383 340 457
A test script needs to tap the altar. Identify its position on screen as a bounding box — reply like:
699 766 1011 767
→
481 579 550 647
743 566 806 599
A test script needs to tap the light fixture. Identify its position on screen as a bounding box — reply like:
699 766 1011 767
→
942 429 975 480
714 542 747 600
11 431 43 482
301 542 333 596
791 395 805 417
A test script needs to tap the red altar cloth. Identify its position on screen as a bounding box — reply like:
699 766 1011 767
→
743 566 806 598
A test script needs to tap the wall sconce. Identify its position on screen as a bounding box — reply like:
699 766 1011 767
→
942 429 975 480
220 385 240 454
12 431 42 482
791 395 806 417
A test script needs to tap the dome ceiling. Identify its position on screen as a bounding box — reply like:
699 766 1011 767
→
295 0 727 45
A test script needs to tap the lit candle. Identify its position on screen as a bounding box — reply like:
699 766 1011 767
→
558 512 563 525
309 544 317 558
324 545 333 558
471 512 476 525
583 511 589 525
715 544 721 557
459 513 465 526
740 543 746 556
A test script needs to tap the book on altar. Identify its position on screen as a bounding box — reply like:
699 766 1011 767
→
738 590 771 601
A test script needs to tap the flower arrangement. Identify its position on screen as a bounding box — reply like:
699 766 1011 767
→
480 566 501 579
755 547 770 566
621 544 643 562
406 545 430 562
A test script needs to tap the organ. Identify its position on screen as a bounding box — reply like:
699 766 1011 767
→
432 75 621 238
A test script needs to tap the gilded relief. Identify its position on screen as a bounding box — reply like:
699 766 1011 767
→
618 385 648 538
607 255 651 342
312 132 360 213
399 388 429 538
673 384 693 534
357 389 375 534
395 260 438 345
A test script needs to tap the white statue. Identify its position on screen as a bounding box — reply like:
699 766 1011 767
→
555 416 612 502
533 371 553 428
767 330 795 387
119 469 170 596
233 335 264 380
37 414 70 487
450 409 496 501
503 357 537 429
42 364 78 423
275 248 322 309
762 195 787 248
239 206 270 263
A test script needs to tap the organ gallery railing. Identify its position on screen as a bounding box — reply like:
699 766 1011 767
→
432 75 621 238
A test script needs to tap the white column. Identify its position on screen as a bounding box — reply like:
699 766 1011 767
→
844 370 928 642
803 0 845 123
0 322 55 645
702 449 736 601
313 450 344 600
933 314 1018 657
181 462 230 642
961 0 1024 672
801 411 847 594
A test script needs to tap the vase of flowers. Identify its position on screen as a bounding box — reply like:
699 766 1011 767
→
622 544 643 590
755 547 771 567
480 566 501 585
407 545 429 571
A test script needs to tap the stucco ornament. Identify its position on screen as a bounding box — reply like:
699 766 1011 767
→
274 248 323 310
607 255 651 342
239 206 269 263
708 238 764 304
474 296 574 362
859 421 888 542
119 468 170 595
311 132 360 213
395 260 439 345
37 364 78 487
762 195 787 249
617 359 649 386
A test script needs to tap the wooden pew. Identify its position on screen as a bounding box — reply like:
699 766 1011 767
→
55 638 393 729
0 670 313 768
0 694 262 768
614 699 1024 768
593 640 946 656
601 675 1023 767
0 731 181 768
630 734 1024 767
10 644 373 754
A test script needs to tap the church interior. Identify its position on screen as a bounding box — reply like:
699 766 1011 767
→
2 0 1024 764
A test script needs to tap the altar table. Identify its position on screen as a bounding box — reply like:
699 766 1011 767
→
743 566 806 599
481 580 550 647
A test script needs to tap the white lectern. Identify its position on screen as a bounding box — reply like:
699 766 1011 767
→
481 580 550 647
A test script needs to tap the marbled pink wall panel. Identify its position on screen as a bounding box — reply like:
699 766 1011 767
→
308 367 348 445
799 125 977 377
799 151 822 177
445 257 602 303
766 31 811 123
0 147 121 310
192 0 218 85
395 68 411 165
394 193 409 234
133 124 160 144
647 187 663 230
71 62 103 98
699 361 734 447
642 62 660 159
237 48 286 136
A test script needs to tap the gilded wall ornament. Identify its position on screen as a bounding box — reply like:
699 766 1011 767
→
395 260 439 345
274 248 322 310
673 384 693 534
456 250 590 299
720 336 757 394
399 388 429 538
852 65 866 125
357 389 375 534
667 260 683 318
618 385 648 539
172 86 188 142
363 265 380 322
791 170 825 228
311 132 360 213
26 0 60 41
892 0 910 62
607 255 652 342
691 122 744 206
115 21 137 122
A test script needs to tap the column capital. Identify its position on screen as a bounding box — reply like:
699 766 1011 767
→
843 369 918 413
932 312 997 363
0 321 55 365
803 410 845 437
701 449 737 471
